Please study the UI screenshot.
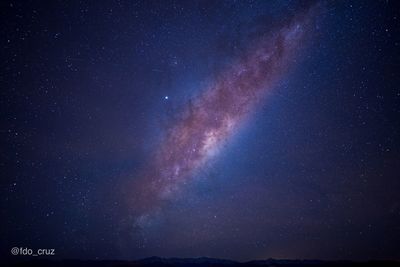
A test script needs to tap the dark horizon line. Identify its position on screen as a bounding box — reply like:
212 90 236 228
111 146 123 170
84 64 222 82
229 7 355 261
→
9 255 400 263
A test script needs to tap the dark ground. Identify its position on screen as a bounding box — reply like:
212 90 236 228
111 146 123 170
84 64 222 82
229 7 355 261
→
7 257 400 267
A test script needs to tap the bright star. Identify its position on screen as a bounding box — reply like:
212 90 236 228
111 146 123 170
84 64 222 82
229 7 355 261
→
164 96 169 100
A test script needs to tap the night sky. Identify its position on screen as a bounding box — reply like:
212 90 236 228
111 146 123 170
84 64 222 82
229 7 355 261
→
1 0 400 263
